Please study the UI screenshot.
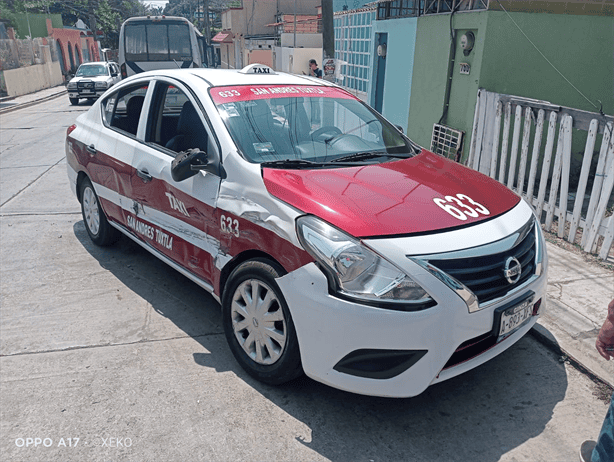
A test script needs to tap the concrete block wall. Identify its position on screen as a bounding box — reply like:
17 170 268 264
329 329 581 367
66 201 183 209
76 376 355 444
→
3 46 63 97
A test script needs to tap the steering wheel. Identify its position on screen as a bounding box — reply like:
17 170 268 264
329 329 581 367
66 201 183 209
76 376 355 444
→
311 126 343 142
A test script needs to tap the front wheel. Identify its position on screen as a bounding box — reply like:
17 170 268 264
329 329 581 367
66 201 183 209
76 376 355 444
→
80 177 120 246
222 259 303 385
69 97 79 105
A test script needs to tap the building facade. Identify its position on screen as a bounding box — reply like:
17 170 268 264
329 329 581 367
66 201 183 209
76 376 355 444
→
214 0 322 73
406 0 613 161
333 5 376 102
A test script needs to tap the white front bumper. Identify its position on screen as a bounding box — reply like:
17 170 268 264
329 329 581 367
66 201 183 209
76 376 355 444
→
277 262 546 398
276 201 548 398
68 91 105 99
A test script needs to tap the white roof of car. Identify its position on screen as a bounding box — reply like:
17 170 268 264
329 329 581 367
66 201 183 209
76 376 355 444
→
124 64 333 89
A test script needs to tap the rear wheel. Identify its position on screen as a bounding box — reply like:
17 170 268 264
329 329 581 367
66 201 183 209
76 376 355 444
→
80 177 120 246
222 259 303 385
69 97 79 105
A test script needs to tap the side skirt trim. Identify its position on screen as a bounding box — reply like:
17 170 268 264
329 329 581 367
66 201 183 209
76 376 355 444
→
108 220 221 304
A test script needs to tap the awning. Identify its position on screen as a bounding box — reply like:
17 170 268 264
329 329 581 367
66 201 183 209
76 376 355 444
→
212 31 234 43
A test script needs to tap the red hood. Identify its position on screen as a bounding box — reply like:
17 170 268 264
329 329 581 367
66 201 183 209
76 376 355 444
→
262 150 520 237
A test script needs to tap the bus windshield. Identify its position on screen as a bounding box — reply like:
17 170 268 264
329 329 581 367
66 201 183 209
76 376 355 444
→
124 23 192 62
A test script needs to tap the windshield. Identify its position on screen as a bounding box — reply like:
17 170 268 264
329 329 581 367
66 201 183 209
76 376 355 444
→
124 22 192 61
76 65 108 77
210 85 416 165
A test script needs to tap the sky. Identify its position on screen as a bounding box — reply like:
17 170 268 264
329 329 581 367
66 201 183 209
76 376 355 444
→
140 1 169 9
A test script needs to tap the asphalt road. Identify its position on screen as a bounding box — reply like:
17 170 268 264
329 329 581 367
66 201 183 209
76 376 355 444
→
0 96 610 462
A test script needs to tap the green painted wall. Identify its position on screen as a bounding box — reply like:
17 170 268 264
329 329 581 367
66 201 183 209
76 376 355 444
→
441 13 489 161
407 11 614 162
406 14 451 150
14 14 63 39
480 12 613 115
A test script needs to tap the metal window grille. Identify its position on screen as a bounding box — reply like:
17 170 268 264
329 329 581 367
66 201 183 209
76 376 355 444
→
431 124 464 162
333 8 375 94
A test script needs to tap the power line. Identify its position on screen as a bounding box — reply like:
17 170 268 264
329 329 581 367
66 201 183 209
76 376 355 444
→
494 0 598 111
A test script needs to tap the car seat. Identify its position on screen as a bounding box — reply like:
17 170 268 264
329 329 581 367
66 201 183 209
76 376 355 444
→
165 101 208 153
124 95 145 135
243 100 293 158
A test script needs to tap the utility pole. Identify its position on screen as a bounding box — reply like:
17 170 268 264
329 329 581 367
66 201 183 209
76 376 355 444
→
88 0 98 37
203 0 211 66
293 0 297 48
88 0 98 62
321 0 334 81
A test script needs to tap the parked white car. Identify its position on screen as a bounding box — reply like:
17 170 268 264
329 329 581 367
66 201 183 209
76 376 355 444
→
66 62 121 105
66 64 548 397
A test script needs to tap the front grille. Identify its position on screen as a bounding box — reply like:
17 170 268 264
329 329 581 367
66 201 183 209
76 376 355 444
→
428 223 536 304
78 81 94 89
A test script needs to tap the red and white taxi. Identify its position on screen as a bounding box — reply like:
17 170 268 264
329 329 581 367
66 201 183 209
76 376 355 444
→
66 64 547 397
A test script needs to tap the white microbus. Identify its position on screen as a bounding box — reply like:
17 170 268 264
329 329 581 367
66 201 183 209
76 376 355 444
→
118 16 207 78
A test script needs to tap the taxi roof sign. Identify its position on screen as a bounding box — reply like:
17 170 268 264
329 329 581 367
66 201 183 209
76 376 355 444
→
239 64 276 75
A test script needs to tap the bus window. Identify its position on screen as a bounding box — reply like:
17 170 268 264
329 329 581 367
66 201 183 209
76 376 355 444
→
125 25 147 61
168 25 191 60
119 16 204 78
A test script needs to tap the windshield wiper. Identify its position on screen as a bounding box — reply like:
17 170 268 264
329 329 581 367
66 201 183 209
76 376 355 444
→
330 151 412 163
261 159 329 169
261 158 359 169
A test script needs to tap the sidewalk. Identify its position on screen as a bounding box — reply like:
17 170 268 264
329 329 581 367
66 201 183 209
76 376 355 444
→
535 238 614 389
0 85 66 114
2 85 613 389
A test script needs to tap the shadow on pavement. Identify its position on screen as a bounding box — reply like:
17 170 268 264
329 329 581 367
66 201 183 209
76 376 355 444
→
74 220 568 462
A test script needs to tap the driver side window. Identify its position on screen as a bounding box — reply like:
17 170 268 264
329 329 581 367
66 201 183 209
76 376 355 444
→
145 83 210 155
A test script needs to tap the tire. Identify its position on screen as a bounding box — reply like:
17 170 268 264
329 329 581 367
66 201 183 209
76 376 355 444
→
222 259 303 385
69 97 79 105
80 177 120 246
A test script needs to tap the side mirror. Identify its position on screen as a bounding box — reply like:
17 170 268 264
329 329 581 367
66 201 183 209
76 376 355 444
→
394 124 404 134
111 72 118 77
171 148 209 182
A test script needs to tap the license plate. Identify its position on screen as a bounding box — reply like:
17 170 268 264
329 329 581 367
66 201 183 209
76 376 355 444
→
499 298 533 337
82 89 93 94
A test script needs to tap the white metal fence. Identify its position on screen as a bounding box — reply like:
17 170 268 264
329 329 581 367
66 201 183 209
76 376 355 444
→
467 89 614 260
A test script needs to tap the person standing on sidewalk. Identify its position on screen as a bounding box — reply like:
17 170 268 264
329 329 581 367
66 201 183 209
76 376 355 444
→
309 59 323 78
580 298 614 462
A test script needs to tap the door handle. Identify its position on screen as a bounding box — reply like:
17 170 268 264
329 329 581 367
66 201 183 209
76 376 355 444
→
137 169 152 183
86 144 96 155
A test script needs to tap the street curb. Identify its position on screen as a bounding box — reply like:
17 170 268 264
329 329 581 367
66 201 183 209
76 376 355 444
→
530 324 613 392
0 89 67 115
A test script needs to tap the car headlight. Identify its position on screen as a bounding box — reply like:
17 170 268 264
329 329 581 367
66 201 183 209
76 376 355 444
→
95 81 108 89
67 82 77 89
296 215 434 310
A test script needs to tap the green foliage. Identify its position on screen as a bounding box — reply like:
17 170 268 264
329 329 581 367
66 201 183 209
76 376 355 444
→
0 1 19 27
97 0 120 35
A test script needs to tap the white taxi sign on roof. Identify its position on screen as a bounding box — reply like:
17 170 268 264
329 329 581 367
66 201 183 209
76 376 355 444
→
239 63 276 75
